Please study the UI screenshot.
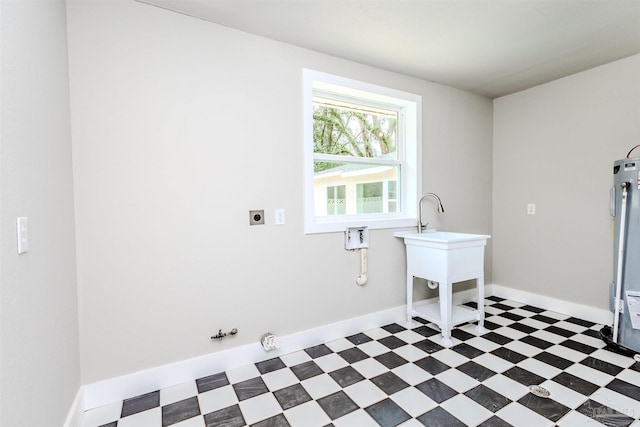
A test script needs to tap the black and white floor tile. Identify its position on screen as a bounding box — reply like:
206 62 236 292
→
81 297 640 427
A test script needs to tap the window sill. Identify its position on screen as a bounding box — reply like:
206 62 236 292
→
305 217 417 234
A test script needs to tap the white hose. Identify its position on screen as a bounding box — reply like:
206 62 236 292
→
356 248 368 286
613 182 630 343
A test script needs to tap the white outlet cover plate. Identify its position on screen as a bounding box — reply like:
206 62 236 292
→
16 217 29 254
527 203 536 215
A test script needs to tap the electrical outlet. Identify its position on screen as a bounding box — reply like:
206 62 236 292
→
275 208 285 225
16 217 29 254
249 210 265 225
527 203 536 215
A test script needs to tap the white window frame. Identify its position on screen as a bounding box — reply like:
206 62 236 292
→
303 69 422 234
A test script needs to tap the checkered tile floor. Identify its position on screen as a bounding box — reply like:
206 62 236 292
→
81 297 640 427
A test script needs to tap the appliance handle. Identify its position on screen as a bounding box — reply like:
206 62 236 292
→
613 182 630 343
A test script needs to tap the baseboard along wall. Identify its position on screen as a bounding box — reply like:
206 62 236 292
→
65 284 613 426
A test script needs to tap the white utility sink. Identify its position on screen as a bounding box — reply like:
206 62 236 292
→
395 231 490 245
395 231 491 346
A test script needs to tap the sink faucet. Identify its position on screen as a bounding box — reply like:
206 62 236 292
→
418 193 445 233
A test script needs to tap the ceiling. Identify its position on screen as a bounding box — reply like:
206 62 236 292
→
138 0 640 98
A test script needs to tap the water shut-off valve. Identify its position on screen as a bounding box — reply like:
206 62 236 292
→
345 226 369 250
345 226 369 285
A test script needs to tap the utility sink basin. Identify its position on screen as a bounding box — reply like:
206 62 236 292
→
395 230 491 346
394 231 491 247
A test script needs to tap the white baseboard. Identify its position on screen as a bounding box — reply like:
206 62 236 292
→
78 288 481 414
63 387 85 427
489 284 612 325
69 283 611 422
80 304 408 413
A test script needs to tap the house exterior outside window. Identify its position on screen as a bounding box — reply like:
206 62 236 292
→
326 185 346 215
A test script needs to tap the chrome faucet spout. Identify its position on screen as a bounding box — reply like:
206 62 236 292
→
418 193 445 233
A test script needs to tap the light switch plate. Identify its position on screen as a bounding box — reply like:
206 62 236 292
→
527 203 536 215
16 217 29 254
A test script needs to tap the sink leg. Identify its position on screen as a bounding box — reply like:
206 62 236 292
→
475 275 487 334
440 281 453 347
441 334 453 347
406 274 415 328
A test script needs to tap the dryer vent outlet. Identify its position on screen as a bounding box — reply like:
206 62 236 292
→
261 333 279 351
249 210 265 225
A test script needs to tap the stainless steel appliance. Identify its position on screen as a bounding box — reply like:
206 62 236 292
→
608 149 640 354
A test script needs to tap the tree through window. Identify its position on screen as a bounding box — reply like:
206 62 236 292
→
313 99 397 170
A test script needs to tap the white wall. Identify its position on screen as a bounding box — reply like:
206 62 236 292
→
66 0 493 384
493 54 640 310
0 0 81 425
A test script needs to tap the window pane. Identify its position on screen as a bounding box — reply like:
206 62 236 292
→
314 161 399 216
388 180 397 199
312 101 397 159
357 182 383 213
387 180 398 213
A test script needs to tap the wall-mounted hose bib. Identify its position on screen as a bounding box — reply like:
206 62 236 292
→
261 333 279 351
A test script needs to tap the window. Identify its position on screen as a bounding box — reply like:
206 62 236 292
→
303 69 421 234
